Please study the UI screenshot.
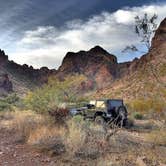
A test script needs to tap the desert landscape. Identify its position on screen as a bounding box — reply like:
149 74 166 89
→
0 1 166 166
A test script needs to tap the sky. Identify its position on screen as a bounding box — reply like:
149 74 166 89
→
0 0 166 69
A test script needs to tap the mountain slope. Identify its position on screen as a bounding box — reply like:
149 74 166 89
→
93 18 166 100
56 46 119 89
0 50 56 96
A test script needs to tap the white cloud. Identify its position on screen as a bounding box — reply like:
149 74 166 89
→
10 3 166 69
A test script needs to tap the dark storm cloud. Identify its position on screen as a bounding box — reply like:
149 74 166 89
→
0 0 165 36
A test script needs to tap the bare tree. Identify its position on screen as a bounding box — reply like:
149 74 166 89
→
123 13 157 52
123 13 166 88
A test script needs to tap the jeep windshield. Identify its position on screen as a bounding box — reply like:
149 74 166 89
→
107 100 123 107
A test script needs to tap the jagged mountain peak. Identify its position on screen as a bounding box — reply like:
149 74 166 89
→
89 45 109 54
63 45 117 64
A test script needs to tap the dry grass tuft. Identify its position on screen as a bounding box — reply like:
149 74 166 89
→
27 125 66 155
65 118 85 153
9 110 47 142
146 128 166 146
64 117 109 159
0 109 66 155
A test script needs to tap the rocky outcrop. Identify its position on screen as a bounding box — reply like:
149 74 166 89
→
6 60 56 85
0 74 13 92
151 18 166 48
0 49 56 95
57 46 118 89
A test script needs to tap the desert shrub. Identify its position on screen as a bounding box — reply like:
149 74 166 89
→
63 118 108 159
0 100 10 111
65 118 86 153
0 108 67 155
72 115 84 123
24 75 87 114
5 93 19 104
0 93 19 111
133 112 143 120
159 63 166 76
48 107 69 128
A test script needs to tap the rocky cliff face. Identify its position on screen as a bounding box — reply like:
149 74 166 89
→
0 49 56 96
151 18 166 48
0 74 13 92
57 46 118 89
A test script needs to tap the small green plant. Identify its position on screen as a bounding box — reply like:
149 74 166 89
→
72 115 84 124
133 112 143 120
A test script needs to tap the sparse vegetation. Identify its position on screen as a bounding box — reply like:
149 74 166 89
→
0 107 166 165
0 93 19 111
24 75 87 114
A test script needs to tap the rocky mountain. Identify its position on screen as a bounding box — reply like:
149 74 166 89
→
0 50 56 96
55 18 166 100
57 46 118 89
0 18 165 99
94 18 166 100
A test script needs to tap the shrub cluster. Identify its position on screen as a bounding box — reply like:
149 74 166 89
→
0 93 19 111
23 75 88 114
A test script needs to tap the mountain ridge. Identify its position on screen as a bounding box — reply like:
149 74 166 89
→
0 17 165 99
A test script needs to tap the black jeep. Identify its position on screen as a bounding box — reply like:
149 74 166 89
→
70 99 128 127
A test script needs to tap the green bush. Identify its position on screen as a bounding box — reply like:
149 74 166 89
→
24 75 88 114
72 115 85 124
0 93 19 111
133 112 143 120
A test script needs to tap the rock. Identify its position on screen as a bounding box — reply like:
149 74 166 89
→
0 49 8 65
41 158 51 163
13 153 17 157
0 74 13 92
0 151 4 155
136 156 147 166
0 49 56 96
34 153 41 157
151 18 166 48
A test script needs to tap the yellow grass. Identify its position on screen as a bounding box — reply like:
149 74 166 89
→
65 119 85 153
146 128 166 146
28 125 65 145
